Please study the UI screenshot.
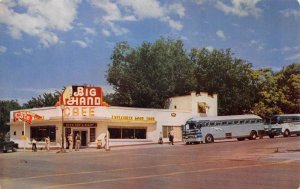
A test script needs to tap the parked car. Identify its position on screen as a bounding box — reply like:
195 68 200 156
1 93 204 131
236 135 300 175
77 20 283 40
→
0 139 18 153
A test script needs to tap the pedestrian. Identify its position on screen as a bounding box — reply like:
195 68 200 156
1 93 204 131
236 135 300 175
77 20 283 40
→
169 130 174 145
170 133 174 145
158 132 163 144
32 138 37 152
75 133 81 151
168 132 172 145
68 133 73 152
45 136 50 151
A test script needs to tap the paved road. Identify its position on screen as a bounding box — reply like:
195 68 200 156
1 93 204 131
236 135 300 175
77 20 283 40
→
0 137 299 189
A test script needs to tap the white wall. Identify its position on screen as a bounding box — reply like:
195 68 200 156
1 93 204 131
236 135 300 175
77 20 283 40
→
168 92 218 116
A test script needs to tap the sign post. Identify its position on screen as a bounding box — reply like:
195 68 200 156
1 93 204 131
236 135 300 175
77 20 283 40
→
23 121 25 152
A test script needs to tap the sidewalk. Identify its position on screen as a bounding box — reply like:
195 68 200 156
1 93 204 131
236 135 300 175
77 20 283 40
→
16 142 184 153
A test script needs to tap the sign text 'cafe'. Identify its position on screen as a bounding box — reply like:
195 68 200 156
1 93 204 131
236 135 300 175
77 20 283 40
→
59 86 108 117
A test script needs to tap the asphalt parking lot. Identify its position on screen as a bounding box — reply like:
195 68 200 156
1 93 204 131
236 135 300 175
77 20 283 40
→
0 137 299 189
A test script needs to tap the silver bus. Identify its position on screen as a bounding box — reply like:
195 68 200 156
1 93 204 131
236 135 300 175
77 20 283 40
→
267 114 300 137
182 115 264 144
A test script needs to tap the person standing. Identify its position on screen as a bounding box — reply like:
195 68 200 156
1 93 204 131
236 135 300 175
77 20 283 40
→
32 138 37 152
75 133 81 151
45 136 50 151
68 133 73 152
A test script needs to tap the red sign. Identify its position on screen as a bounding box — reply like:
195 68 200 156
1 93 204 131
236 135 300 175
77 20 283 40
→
13 111 44 124
58 86 108 106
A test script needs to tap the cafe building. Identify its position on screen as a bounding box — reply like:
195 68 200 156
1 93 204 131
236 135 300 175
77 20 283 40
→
10 86 217 148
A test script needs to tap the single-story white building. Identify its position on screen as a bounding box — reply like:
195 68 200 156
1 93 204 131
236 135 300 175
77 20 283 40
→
10 86 217 149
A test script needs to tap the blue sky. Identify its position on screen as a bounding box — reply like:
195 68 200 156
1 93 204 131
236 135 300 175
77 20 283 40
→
0 0 300 104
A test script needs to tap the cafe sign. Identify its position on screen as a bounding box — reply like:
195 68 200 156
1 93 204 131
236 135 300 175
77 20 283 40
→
59 86 104 106
57 86 109 117
13 111 44 124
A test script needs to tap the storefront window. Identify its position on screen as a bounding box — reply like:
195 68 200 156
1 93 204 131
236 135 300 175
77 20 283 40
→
30 126 56 142
108 127 146 139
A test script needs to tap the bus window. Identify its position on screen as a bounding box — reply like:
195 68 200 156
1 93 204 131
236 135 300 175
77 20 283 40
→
197 123 203 128
215 122 221 126
245 120 250 124
250 120 256 124
227 121 233 125
210 122 215 126
222 121 227 125
234 120 239 124
240 120 245 124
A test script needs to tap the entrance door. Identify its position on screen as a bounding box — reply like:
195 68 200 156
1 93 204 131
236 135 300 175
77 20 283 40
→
81 131 87 146
73 130 87 147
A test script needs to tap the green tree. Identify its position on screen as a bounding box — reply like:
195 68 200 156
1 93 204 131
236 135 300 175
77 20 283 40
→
106 38 196 108
251 68 284 118
0 100 21 137
190 48 257 115
276 63 300 113
23 92 61 109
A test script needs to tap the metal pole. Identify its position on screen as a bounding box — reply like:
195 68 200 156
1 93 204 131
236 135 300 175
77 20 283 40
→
23 121 25 152
61 107 66 152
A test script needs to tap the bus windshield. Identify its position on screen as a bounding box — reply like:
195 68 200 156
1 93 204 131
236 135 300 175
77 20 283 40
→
184 122 205 130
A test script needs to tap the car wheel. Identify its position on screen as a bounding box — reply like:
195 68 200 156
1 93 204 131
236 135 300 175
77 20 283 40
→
205 134 214 143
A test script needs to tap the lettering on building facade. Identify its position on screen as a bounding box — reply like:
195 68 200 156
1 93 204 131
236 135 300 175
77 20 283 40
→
111 115 156 123
64 123 97 127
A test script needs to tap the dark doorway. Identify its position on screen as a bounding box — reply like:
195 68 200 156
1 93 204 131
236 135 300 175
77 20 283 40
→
81 131 87 146
73 130 87 147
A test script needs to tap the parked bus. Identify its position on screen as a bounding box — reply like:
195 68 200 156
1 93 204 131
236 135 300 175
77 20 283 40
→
182 115 264 144
266 114 300 137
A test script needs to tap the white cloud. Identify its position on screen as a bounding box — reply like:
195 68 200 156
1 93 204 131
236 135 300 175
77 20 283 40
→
83 27 97 36
249 40 264 51
90 0 185 36
215 0 262 17
270 46 300 52
205 46 214 52
193 0 207 5
286 52 300 61
281 9 300 18
216 30 226 40
22 48 32 53
0 0 81 47
102 29 111 37
72 40 88 48
0 45 7 53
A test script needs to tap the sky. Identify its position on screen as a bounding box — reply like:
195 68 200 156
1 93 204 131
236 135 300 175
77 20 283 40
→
0 0 300 104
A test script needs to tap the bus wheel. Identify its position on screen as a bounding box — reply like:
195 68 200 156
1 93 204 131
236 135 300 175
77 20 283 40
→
205 134 214 143
248 131 257 140
237 137 245 141
283 129 290 137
